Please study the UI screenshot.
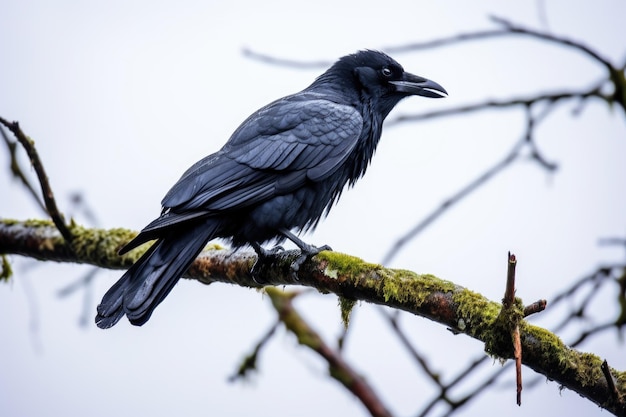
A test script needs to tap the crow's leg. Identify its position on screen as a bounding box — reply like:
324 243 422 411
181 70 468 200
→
280 228 332 276
250 242 284 283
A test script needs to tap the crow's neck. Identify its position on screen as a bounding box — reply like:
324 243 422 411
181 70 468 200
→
348 98 384 184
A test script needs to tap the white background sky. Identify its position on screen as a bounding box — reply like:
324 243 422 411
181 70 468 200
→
1 1 625 416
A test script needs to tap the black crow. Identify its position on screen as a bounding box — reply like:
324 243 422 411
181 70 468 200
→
96 50 446 328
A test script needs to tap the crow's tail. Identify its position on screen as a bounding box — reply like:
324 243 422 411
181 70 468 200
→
95 219 219 329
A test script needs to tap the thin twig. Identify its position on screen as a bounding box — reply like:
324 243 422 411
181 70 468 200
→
601 360 619 401
523 299 547 317
523 102 559 171
0 124 46 212
380 308 441 385
504 252 517 307
0 116 73 242
229 320 281 382
417 359 510 417
502 252 523 406
385 30 510 54
569 321 620 348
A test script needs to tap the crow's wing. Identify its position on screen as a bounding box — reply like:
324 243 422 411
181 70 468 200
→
121 97 362 250
163 97 363 213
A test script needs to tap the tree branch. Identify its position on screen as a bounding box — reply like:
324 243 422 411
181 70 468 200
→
1 218 624 415
265 288 393 417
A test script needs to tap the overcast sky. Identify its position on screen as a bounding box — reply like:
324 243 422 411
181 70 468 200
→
1 1 625 416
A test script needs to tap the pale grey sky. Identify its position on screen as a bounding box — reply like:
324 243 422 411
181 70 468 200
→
1 1 625 416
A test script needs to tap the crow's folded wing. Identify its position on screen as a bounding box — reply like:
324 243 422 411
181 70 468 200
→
162 97 363 213
122 97 363 248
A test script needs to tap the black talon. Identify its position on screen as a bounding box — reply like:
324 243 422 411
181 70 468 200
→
250 242 285 283
279 229 332 278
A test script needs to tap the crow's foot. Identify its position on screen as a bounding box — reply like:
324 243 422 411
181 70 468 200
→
290 243 332 278
278 228 332 279
250 243 284 283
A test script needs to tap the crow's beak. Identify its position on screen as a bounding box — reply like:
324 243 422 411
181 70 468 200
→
390 72 447 98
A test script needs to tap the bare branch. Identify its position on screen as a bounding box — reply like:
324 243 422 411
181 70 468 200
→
241 47 332 69
0 124 46 212
381 308 441 385
386 84 607 126
489 15 615 72
266 288 394 417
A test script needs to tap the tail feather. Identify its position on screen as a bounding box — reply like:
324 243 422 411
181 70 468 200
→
118 210 211 255
95 220 219 329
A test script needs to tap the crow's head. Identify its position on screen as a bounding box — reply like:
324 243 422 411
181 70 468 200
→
351 50 446 98
312 50 447 118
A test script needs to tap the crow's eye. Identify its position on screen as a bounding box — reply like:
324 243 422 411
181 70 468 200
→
381 67 393 78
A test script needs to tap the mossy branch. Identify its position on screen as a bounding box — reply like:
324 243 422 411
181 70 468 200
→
1 218 625 416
